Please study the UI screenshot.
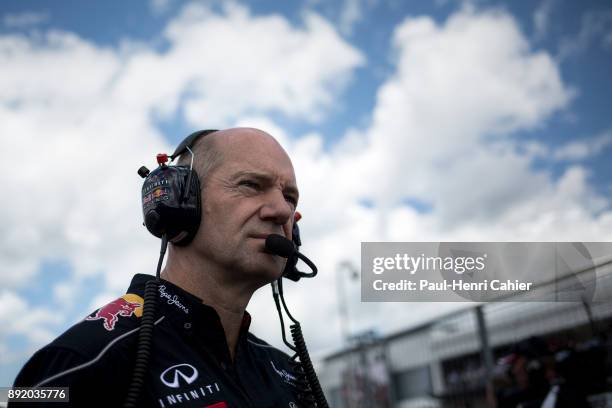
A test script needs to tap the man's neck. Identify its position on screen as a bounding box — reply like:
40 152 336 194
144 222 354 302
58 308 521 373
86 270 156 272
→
160 253 256 361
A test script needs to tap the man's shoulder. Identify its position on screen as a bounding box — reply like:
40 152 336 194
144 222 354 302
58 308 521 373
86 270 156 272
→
245 332 292 361
245 332 304 392
13 293 146 388
50 293 145 356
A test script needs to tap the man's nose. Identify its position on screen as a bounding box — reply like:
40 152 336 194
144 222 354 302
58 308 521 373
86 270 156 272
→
259 189 293 225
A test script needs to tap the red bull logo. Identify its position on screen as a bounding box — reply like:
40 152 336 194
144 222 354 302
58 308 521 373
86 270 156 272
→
143 188 170 206
152 188 166 198
86 294 144 331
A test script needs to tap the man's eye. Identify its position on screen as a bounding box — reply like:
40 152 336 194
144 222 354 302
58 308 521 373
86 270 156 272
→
285 195 297 206
239 180 260 189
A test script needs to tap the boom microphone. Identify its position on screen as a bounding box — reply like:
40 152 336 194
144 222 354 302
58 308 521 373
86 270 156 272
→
265 234 318 278
265 234 296 258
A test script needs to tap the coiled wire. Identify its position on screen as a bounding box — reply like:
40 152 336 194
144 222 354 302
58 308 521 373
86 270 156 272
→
273 279 329 408
290 323 328 407
123 235 167 408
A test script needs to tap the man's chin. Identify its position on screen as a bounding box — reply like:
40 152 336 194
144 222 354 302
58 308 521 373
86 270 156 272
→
241 255 285 284
255 259 285 282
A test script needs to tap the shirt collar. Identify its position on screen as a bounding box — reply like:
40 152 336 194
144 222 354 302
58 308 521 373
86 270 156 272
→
127 274 252 361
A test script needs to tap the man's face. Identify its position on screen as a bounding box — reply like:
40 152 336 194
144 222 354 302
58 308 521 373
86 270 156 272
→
193 130 299 286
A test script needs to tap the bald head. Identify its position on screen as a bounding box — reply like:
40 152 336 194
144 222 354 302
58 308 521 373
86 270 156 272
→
177 128 293 190
213 128 285 152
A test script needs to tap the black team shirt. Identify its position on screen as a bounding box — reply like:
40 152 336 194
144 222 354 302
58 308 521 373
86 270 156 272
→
12 274 303 407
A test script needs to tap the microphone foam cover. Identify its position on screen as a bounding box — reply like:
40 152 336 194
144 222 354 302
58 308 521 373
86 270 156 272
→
265 234 295 258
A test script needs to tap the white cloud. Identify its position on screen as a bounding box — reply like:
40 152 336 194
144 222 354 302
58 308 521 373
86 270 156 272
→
522 130 612 162
337 6 576 225
113 2 365 127
558 10 612 59
338 0 377 36
554 132 612 161
2 12 48 28
533 0 554 40
339 0 362 36
0 291 61 362
553 132 612 161
0 66 159 289
150 0 172 15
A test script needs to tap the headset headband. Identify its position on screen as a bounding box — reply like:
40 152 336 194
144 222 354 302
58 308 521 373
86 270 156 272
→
170 129 218 161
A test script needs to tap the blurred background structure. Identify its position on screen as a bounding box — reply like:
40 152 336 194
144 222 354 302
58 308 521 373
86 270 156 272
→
320 258 612 407
1 1 612 406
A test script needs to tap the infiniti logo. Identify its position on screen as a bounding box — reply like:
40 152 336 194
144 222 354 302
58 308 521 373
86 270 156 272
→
160 363 199 388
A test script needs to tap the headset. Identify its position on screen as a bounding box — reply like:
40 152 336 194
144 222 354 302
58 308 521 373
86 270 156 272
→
137 129 309 279
125 130 328 407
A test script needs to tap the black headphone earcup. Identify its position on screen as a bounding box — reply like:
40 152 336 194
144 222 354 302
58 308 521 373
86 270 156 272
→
173 168 201 246
141 166 201 246
141 129 217 245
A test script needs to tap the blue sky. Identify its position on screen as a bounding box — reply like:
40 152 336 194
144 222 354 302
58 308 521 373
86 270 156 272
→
1 0 611 386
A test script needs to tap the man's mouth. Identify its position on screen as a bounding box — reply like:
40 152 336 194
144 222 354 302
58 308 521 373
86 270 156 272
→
248 234 286 257
250 233 283 240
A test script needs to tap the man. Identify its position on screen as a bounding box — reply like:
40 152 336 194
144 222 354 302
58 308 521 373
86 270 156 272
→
12 128 306 407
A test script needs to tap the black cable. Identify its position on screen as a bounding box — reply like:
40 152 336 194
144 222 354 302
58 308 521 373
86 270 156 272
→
276 278 329 408
123 234 167 408
272 281 296 352
290 322 329 408
278 278 298 324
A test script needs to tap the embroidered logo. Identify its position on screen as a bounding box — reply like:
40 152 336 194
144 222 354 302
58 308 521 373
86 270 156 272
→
156 365 223 408
85 293 144 331
85 294 143 331
160 363 199 388
158 285 190 314
270 361 298 386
